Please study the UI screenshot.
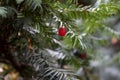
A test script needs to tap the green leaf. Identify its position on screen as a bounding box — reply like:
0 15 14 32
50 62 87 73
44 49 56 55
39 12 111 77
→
0 7 7 17
16 0 24 4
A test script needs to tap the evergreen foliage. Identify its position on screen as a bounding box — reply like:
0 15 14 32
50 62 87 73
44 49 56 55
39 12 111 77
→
0 0 120 80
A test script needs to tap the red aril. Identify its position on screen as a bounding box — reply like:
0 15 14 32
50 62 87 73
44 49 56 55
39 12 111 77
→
58 27 67 36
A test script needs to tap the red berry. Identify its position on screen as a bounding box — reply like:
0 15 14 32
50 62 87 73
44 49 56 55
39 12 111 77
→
111 37 118 45
80 53 86 59
58 27 67 36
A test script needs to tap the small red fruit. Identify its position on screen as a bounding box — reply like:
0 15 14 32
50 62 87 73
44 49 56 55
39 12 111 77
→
58 27 67 36
111 37 118 45
80 53 86 59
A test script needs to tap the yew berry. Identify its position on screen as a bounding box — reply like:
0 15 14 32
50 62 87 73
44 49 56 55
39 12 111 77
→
80 53 87 59
58 27 67 36
111 37 118 45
